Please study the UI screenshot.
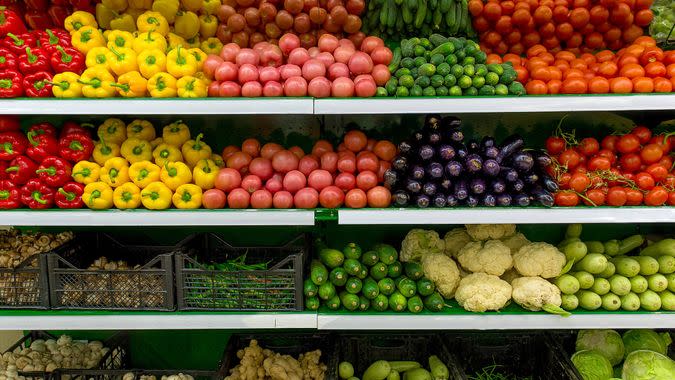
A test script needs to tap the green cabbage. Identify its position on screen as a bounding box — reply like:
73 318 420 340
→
623 330 672 357
572 350 613 380
576 330 625 366
622 350 675 380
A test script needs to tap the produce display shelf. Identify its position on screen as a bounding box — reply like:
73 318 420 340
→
337 207 675 224
0 210 316 226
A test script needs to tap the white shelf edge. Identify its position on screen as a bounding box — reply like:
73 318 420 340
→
314 95 675 114
0 99 315 115
0 210 315 226
317 313 675 330
338 208 675 224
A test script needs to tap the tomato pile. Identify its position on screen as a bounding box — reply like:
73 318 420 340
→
486 36 675 94
547 124 675 207
470 0 655 55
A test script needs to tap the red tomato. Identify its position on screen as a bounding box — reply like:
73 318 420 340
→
583 189 606 206
343 130 368 152
588 156 612 171
337 151 357 173
606 186 627 206
366 186 391 208
546 136 566 154
601 135 619 151
319 185 345 208
632 125 652 144
356 151 379 172
560 149 582 168
202 189 227 209
645 186 668 206
356 170 378 191
578 137 600 156
668 192 675 206
294 187 319 209
554 191 580 206
616 134 641 154
640 143 664 164
344 188 367 208
635 172 655 190
558 172 572 189
596 149 617 164
569 172 591 192
645 163 668 182
334 172 356 191
625 188 644 205
619 153 642 173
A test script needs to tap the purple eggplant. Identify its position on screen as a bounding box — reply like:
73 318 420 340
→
470 178 486 194
511 179 525 192
513 193 531 207
500 167 518 182
468 140 480 153
522 172 539 186
406 179 422 194
465 154 483 173
432 194 447 207
483 159 500 177
410 165 425 180
491 179 506 194
455 144 468 159
415 195 430 208
482 193 497 207
384 169 399 188
392 156 408 171
541 174 559 192
425 114 442 128
533 150 553 169
439 178 453 191
398 141 414 155
449 129 464 143
393 190 410 206
532 187 554 207
428 131 442 145
483 146 499 159
481 136 496 148
511 151 534 173
413 131 424 143
466 195 479 207
496 135 524 163
446 194 458 206
439 144 456 161
419 145 435 161
445 161 463 177
423 182 438 196
426 162 444 179
441 116 462 130
455 180 468 200
496 194 512 206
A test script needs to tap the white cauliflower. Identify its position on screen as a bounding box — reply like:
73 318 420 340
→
501 233 530 254
466 224 517 241
511 276 569 315
443 228 472 258
513 242 566 279
400 229 445 262
457 240 513 276
500 268 520 284
454 273 512 312
421 253 460 298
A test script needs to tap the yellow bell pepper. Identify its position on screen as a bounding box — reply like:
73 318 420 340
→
136 11 170 36
153 143 183 166
71 26 105 55
127 119 155 141
174 11 199 39
121 138 153 163
189 48 206 71
162 120 190 147
106 46 138 76
210 153 224 168
110 13 137 32
150 137 163 149
192 158 217 190
132 30 167 54
106 30 134 50
102 0 128 12
176 76 207 98
65 11 98 33
183 35 201 49
166 33 186 51
201 0 220 15
97 118 127 145
101 157 130 188
78 67 116 98
113 182 142 209
160 161 192 190
92 138 121 166
166 46 197 78
181 133 212 167
112 71 147 97
125 8 145 22
85 47 111 71
147 72 177 97
83 182 114 210
95 4 115 30
72 161 101 185
137 49 166 79
129 0 153 10
151 0 179 24
197 13 217 38
172 183 202 209
129 161 161 188
200 37 222 55
141 181 172 209
51 72 83 98
181 0 203 13
193 71 212 86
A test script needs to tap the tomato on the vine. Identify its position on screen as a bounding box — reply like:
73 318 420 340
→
555 191 580 206
596 149 617 164
635 172 656 190
668 192 675 206
558 172 572 189
640 143 664 164
606 186 627 206
658 156 673 169
619 153 642 173
617 134 641 154
569 172 591 192
625 188 644 205
584 189 606 206
588 156 611 171
645 186 668 206
560 148 582 168
601 135 619 151
578 137 600 156
546 136 566 154
632 125 652 144
649 135 671 154
663 175 675 188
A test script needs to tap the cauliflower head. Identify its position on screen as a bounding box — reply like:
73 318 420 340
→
511 276 565 314
421 252 460 298
465 224 517 241
400 229 445 262
513 242 566 278
501 233 530 254
500 268 520 284
443 228 472 258
456 240 513 276
455 273 512 312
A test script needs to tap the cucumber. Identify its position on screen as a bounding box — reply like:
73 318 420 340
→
388 371 400 380
429 33 448 48
585 241 605 254
424 292 444 312
327 294 341 310
343 243 362 260
387 0 397 28
380 1 389 25
319 248 344 268
404 262 424 280
339 362 355 380
407 295 424 313
433 8 442 29
402 5 413 24
439 0 451 13
450 0 461 35
397 277 417 297
330 267 348 286
416 277 435 296
414 0 427 29
378 278 396 295
388 261 403 278
359 295 370 311
431 42 455 56
375 244 398 264
363 361 391 380
304 279 318 297
404 368 431 380
363 277 380 299
305 296 320 310
344 258 363 276
346 277 363 294
389 291 408 312
458 0 468 33
310 260 328 285
371 294 389 311
388 362 421 372
361 251 380 267
340 291 360 311
429 0 437 9
370 262 388 280
406 0 417 10
388 47 402 73
318 282 336 300
428 356 449 380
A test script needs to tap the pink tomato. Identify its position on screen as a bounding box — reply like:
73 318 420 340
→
250 189 273 208
333 46 354 64
263 81 283 96
203 54 224 79
283 170 307 193
218 81 241 97
272 150 300 173
328 62 350 80
315 52 335 68
338 38 355 49
308 77 332 98
302 59 326 81
284 76 308 96
318 33 339 53
279 64 302 80
344 188 367 208
259 66 280 83
238 63 259 83
370 46 393 65
356 170 377 190
294 187 319 208
215 168 242 192
348 51 373 75
273 190 294 208
241 174 262 193
334 172 356 191
331 77 354 97
248 157 273 180
360 36 384 54
298 155 320 176
202 189 227 209
265 177 283 193
279 33 301 56
208 81 220 97
354 76 376 97
241 81 263 97
235 48 260 66
260 45 283 67
220 43 241 62
227 188 250 208
319 185 344 208
308 169 333 191
371 64 391 86
215 62 238 81
288 47 311 66
320 151 338 173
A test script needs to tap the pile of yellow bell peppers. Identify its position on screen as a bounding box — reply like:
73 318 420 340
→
72 118 224 210
56 10 215 98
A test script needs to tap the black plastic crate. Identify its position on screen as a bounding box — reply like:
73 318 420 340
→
446 332 580 380
52 369 220 380
175 233 308 311
47 233 193 311
333 334 464 380
0 253 49 309
3 331 129 380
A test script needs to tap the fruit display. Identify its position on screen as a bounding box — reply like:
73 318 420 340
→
384 115 555 208
548 123 675 206
650 0 674 47
555 224 675 312
337 356 451 380
361 0 475 41
382 34 526 97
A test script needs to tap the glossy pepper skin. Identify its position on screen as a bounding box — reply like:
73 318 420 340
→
50 46 85 74
23 71 53 97
132 31 167 54
61 121 93 138
113 181 141 209
71 160 100 185
64 11 98 33
106 30 134 50
36 156 72 187
0 179 20 209
166 45 197 78
0 116 20 133
39 29 71 54
137 49 166 79
147 72 176 97
161 120 190 147
78 66 115 98
18 47 49 75
50 72 82 98
137 11 169 36
5 156 37 185
160 161 191 190
126 119 155 141
55 181 84 208
71 26 105 55
83 181 113 209
192 158 217 190
177 75 207 98
26 130 58 162
112 71 147 97
106 46 138 76
0 48 17 71
92 138 120 166
121 137 152 163
182 133 212 167
172 183 201 209
100 156 129 187
20 178 54 209
0 160 6 179
97 118 126 145
28 122 58 138
3 33 36 56
128 161 160 188
0 69 23 97
0 131 28 161
140 181 172 209
152 143 182 166
59 132 94 163
0 7 28 37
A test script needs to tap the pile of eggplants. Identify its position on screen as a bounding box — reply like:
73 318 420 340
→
383 115 558 208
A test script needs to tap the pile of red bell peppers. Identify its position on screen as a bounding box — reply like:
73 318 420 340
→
0 6 84 98
0 0 94 31
0 116 94 209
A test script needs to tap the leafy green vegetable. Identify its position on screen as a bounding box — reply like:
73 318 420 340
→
622 350 675 380
571 350 613 380
467 365 531 380
576 330 625 366
623 330 673 357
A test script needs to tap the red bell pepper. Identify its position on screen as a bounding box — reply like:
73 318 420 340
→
0 7 26 38
0 160 6 179
28 122 57 137
50 46 84 74
0 69 23 97
0 116 20 133
5 155 37 184
23 0 48 10
0 131 27 161
18 47 49 75
26 130 57 161
40 29 70 54
3 32 35 56
61 121 92 137
53 0 70 6
0 47 16 71
20 178 53 209
69 0 91 9
59 132 93 162
24 11 52 31
23 71 52 97
47 6 69 28
0 179 19 208
55 181 83 208
35 156 71 187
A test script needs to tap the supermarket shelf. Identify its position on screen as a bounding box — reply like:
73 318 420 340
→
0 210 315 226
0 98 315 115
314 94 675 114
337 207 675 224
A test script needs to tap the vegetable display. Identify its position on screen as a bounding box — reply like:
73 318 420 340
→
338 356 450 380
649 0 674 47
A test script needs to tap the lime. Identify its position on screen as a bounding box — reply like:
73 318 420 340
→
395 86 410 97
398 74 415 89
485 72 500 86
414 45 426 57
436 63 451 77
410 85 424 97
475 64 488 77
463 86 479 96
450 64 464 78
445 54 458 66
495 83 509 95
472 76 486 89
462 56 476 66
430 54 445 66
444 74 457 87
463 64 476 77
410 67 418 77
458 75 472 89
431 75 444 88
422 86 436 96
436 86 449 96
415 76 431 88
449 85 462 96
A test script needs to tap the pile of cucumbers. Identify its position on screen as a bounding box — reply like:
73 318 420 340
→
362 0 474 41
379 34 527 97
338 357 450 380
304 241 445 313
